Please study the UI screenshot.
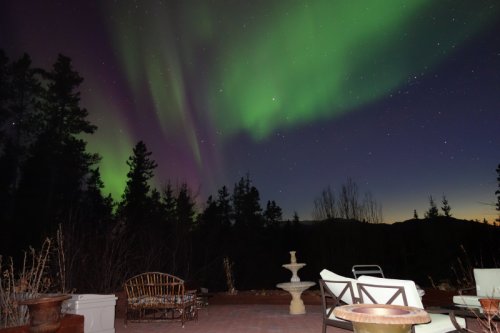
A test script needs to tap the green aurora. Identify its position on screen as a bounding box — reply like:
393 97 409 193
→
92 0 498 200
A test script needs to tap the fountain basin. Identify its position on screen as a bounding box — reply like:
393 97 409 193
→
282 263 306 270
276 282 315 293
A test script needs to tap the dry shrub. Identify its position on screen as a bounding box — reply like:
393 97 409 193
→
0 238 54 328
449 245 499 332
472 310 499 333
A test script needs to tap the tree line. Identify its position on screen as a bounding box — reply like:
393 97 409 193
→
1 50 499 294
0 50 295 293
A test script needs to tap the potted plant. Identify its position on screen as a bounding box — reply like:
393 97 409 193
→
19 295 71 333
479 297 500 315
0 237 68 331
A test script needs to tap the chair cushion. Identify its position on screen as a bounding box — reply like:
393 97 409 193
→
320 269 358 304
129 294 195 306
474 268 500 297
357 275 424 309
414 313 466 333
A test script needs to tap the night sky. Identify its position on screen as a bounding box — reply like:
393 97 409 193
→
1 0 499 223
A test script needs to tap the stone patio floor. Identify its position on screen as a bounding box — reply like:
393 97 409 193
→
114 304 486 333
115 304 327 333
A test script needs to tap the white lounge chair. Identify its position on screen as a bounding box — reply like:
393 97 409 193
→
357 275 466 333
319 269 359 332
352 264 425 297
453 268 500 308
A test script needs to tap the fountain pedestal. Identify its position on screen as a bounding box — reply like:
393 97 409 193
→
276 251 315 315
276 282 316 314
282 263 305 282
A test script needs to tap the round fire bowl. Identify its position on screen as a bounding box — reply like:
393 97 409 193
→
334 304 430 325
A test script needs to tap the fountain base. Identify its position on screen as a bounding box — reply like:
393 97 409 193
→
276 282 315 315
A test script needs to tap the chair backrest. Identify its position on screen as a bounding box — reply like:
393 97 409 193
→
357 275 423 309
124 272 185 299
319 279 355 331
474 268 500 297
320 279 357 307
352 265 385 278
320 269 359 304
357 282 407 306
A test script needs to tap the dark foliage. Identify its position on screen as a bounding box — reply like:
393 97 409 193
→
425 195 439 219
496 164 500 222
1 50 498 295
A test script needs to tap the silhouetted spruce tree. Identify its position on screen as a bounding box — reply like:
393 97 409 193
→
0 54 42 224
176 183 197 230
118 140 158 229
149 188 166 228
214 185 233 238
116 141 163 273
172 183 197 277
79 168 114 232
231 175 265 288
217 185 233 227
232 174 262 228
3 53 42 145
61 167 115 292
195 196 221 287
264 200 283 225
162 183 176 222
496 164 500 223
413 209 419 219
149 183 176 270
0 50 11 145
195 185 232 256
0 50 11 250
140 187 171 271
425 195 439 218
441 195 452 217
193 184 233 288
15 54 98 242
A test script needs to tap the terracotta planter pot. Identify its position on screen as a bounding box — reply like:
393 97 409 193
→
19 295 71 333
479 298 500 315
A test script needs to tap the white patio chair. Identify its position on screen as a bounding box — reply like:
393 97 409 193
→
357 275 466 333
319 269 359 332
352 264 385 278
353 264 426 298
453 268 500 307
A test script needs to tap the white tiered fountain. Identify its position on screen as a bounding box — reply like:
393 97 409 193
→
276 251 315 315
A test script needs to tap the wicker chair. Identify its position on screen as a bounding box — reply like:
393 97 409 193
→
124 272 197 327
